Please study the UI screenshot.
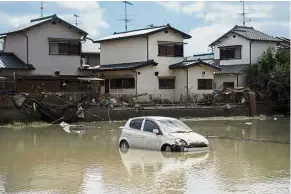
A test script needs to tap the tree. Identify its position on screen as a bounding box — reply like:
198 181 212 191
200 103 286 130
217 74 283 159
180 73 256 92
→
245 47 290 105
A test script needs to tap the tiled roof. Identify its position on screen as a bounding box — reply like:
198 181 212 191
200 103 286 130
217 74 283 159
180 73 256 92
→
82 60 157 71
95 24 191 43
0 14 87 36
82 38 100 53
215 64 249 74
0 53 35 69
169 59 221 71
210 25 280 46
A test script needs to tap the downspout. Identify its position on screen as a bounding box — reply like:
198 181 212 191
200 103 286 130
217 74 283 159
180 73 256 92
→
20 32 29 64
146 36 149 61
135 71 138 98
249 40 253 65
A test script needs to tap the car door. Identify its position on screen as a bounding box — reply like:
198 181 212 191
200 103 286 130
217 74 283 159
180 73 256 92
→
127 118 145 149
142 119 162 150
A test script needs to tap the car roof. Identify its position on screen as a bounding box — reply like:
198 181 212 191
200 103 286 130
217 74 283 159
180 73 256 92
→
129 116 177 121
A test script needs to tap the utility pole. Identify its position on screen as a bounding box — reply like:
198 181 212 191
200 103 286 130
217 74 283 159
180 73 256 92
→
41 1 43 17
74 14 80 27
123 1 133 31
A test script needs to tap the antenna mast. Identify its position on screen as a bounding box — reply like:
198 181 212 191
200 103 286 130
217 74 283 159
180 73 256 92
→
41 1 43 17
242 1 245 26
122 1 133 31
74 14 80 27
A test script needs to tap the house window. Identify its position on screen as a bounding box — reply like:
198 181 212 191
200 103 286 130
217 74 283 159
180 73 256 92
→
198 79 213 90
220 46 241 60
158 44 183 57
159 78 175 89
110 78 135 89
223 82 235 88
49 41 81 55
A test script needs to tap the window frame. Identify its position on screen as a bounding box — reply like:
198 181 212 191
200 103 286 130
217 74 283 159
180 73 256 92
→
219 45 242 60
142 119 161 134
198 79 213 90
129 118 144 130
49 41 81 56
158 44 184 57
110 78 135 89
159 78 175 89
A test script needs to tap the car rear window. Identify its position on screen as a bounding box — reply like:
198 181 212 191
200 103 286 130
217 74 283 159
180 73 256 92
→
129 119 143 130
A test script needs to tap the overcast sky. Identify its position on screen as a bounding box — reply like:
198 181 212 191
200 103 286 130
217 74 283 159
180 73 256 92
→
0 1 290 56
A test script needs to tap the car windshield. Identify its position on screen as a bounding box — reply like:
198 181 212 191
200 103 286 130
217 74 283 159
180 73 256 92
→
157 119 192 133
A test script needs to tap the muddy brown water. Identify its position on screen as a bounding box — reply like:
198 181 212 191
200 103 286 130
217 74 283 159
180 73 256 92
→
0 118 289 194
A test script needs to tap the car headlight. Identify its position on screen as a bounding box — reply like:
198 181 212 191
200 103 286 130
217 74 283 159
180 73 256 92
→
175 139 187 146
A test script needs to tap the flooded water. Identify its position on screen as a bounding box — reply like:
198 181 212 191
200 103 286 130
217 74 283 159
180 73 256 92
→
0 118 289 194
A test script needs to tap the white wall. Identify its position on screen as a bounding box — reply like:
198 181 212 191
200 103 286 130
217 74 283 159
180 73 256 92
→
214 33 250 65
214 73 246 89
148 29 184 77
5 21 86 76
100 37 147 65
4 33 27 63
251 42 277 64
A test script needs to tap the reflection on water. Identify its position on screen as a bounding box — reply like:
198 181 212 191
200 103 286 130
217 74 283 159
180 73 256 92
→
0 118 289 194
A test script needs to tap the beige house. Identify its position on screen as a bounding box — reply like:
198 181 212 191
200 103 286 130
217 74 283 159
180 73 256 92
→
81 24 220 102
0 14 97 93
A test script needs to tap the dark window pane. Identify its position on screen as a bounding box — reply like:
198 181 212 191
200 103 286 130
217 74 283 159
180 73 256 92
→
69 43 80 55
159 78 175 89
143 120 159 133
228 48 235 59
167 45 175 56
59 43 69 54
123 78 135 88
220 48 227 59
220 46 241 60
198 79 213 90
110 78 122 89
130 119 143 130
158 45 167 56
174 45 183 57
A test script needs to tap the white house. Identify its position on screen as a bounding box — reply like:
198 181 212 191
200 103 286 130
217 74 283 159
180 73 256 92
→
209 25 280 89
82 24 220 102
0 14 101 93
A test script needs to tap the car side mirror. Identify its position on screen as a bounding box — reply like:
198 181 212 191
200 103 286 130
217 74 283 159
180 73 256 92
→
153 129 160 135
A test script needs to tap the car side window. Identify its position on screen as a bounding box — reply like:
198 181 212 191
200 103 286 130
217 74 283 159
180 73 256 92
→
143 120 159 133
129 119 144 130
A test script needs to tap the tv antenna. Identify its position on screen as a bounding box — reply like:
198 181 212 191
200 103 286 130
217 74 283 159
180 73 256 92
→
122 1 133 31
41 1 43 17
74 14 80 26
238 1 251 26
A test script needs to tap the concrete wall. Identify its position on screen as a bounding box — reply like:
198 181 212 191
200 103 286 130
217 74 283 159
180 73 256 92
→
214 73 246 89
4 33 27 63
85 54 100 67
4 21 86 76
100 37 147 65
251 42 277 64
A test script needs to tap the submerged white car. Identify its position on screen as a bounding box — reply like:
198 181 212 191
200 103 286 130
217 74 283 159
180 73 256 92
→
118 116 209 152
